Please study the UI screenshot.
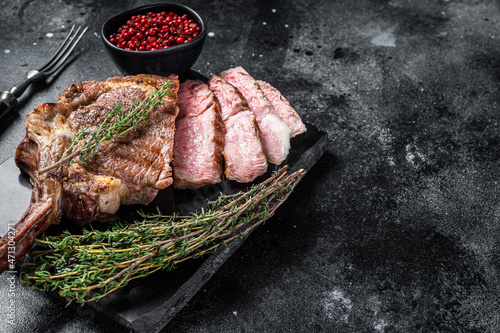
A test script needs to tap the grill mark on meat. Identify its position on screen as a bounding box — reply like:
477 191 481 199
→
0 74 179 273
208 74 268 183
173 80 225 189
257 80 306 138
64 76 179 190
220 66 291 165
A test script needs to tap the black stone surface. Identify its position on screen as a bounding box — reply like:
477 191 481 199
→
1 0 500 332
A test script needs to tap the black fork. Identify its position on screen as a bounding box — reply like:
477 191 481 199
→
0 25 88 119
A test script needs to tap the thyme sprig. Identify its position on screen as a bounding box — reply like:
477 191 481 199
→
20 167 306 304
38 81 173 174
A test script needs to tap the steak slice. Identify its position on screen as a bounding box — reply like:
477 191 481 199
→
0 74 179 273
220 66 291 165
257 80 306 138
208 74 268 183
172 79 225 189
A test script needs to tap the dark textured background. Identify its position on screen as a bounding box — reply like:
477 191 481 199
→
2 0 500 332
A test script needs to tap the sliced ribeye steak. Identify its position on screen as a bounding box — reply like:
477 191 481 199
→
220 66 291 165
0 74 179 273
257 80 307 138
208 74 268 183
172 79 225 189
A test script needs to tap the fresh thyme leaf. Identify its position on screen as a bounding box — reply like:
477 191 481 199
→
20 167 306 304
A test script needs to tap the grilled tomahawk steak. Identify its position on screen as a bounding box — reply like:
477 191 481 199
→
0 74 179 273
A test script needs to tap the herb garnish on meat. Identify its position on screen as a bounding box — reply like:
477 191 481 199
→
38 81 173 174
21 167 305 304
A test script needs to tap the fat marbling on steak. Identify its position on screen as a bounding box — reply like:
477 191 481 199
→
257 80 306 138
220 66 291 165
0 74 179 273
172 79 225 189
208 74 268 183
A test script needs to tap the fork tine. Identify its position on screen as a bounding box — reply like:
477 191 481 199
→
37 25 76 72
39 26 88 75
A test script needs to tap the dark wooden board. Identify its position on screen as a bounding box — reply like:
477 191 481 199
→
0 122 327 332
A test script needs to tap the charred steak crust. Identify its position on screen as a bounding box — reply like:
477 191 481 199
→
62 74 179 190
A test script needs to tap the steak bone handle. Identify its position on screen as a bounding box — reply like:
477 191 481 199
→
0 179 60 274
0 200 55 274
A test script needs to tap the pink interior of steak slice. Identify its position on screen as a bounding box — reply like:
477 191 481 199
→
223 112 269 182
257 80 307 138
220 66 291 165
172 80 224 189
208 74 268 183
208 74 247 121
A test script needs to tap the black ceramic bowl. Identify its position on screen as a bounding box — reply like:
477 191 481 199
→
101 3 206 76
